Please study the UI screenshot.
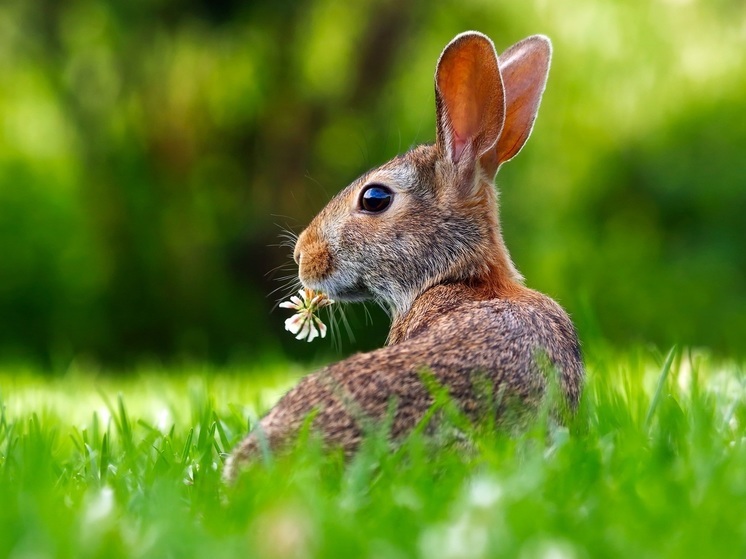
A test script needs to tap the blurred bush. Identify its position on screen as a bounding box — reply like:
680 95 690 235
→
0 0 744 366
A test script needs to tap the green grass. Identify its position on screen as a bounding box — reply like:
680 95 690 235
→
1 347 745 559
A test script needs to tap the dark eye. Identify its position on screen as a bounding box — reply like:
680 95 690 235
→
359 184 393 213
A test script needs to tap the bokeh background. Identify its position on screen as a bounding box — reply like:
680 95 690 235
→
1 0 744 368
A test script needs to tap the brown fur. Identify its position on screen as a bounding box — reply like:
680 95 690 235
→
294 226 333 282
224 32 584 482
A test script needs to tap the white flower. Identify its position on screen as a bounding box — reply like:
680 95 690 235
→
279 288 334 342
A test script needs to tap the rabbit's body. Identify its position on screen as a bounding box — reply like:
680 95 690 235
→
226 282 581 473
225 32 584 481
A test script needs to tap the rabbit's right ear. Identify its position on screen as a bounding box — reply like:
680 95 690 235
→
435 32 505 187
491 35 552 171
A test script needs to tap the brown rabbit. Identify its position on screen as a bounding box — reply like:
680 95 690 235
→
224 32 584 481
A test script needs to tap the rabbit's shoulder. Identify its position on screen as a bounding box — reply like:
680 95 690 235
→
387 284 583 401
392 285 576 347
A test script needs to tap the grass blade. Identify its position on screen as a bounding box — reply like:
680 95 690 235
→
645 346 678 428
181 428 194 467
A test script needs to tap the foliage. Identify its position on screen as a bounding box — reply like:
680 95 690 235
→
1 348 745 558
1 0 745 363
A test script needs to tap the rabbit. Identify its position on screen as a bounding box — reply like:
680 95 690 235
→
224 31 584 482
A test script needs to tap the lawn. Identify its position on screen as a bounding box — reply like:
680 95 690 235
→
1 347 745 559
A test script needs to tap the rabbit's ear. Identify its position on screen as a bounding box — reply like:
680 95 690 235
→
492 35 551 169
435 32 505 170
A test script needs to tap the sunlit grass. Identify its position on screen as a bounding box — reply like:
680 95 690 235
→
1 347 745 558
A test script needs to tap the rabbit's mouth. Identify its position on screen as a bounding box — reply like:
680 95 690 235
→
302 276 371 303
332 286 370 302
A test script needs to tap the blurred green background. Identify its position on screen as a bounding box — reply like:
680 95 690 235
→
1 0 744 367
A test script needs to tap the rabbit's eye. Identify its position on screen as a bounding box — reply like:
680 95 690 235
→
359 185 393 213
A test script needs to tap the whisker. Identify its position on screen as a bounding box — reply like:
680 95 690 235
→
375 297 393 320
305 172 331 199
271 271 300 281
325 306 342 352
361 302 374 326
273 224 300 246
269 213 300 222
267 280 297 299
265 223 302 308
268 278 302 307
337 304 356 345
269 241 297 251
329 303 355 351
276 231 298 241
265 262 296 279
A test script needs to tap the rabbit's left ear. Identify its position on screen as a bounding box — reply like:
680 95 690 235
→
435 32 505 172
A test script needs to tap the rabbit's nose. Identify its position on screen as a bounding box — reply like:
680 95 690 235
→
294 227 332 283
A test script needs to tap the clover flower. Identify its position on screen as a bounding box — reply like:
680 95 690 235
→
279 288 334 342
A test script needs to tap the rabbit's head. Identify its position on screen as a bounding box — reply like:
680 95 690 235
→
293 32 551 317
